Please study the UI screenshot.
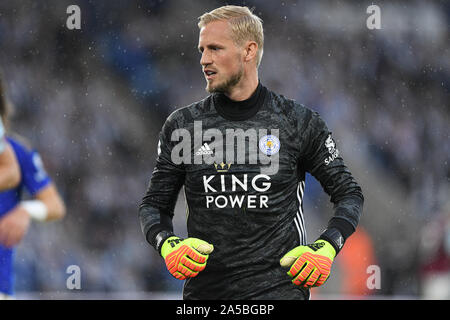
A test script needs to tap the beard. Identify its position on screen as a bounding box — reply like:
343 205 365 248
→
206 66 244 95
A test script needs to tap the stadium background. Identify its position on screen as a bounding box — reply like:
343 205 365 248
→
0 0 448 299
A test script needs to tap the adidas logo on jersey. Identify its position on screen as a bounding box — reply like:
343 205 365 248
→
195 143 213 156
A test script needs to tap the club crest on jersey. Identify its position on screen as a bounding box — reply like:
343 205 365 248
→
259 135 280 156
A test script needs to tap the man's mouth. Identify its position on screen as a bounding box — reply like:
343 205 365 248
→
204 70 217 80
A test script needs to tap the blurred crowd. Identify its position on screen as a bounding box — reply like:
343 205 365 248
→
0 0 448 298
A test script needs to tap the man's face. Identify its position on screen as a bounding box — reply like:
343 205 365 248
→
198 20 245 94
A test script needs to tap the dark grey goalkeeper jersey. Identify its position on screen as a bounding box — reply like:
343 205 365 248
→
139 83 363 300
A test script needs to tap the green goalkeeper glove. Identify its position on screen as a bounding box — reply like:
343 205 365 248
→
280 239 336 288
161 236 214 280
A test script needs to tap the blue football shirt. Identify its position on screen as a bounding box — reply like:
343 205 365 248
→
0 137 51 295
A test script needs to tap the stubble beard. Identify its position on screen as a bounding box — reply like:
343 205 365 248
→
206 66 244 95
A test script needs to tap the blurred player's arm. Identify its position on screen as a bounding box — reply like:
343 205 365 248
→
0 118 20 190
0 181 66 249
0 143 21 191
0 183 65 248
32 183 66 221
0 140 65 247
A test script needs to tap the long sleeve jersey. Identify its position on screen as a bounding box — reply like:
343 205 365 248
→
139 83 364 299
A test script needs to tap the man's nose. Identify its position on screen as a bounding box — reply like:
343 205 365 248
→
200 50 212 66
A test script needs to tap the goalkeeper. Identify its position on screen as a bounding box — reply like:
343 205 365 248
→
139 5 364 300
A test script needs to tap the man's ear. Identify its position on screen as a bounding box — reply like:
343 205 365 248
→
243 41 258 63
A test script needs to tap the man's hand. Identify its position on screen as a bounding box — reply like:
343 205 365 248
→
0 205 31 248
161 236 214 280
280 239 336 288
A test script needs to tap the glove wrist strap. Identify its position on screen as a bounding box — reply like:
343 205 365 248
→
318 228 345 255
155 230 176 256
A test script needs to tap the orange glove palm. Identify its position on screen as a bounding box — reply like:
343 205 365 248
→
280 240 336 288
161 237 214 280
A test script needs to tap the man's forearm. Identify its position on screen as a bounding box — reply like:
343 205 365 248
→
330 194 364 235
321 193 364 254
138 204 175 252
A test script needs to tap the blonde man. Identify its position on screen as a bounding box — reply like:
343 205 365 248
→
140 5 363 300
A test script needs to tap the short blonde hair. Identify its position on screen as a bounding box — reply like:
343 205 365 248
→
198 5 264 68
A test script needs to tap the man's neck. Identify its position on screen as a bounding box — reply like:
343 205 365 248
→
225 71 259 102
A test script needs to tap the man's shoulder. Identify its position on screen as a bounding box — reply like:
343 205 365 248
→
6 135 45 177
166 95 213 125
266 87 315 120
6 135 34 158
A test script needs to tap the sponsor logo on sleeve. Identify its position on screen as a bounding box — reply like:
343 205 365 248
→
324 135 339 165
